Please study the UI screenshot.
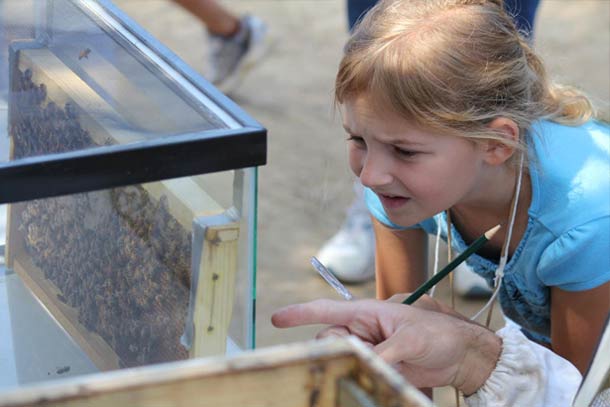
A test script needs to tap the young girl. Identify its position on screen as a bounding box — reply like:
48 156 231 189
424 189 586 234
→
335 0 609 376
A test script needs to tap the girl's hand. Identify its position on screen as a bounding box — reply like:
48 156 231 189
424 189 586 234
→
271 299 501 393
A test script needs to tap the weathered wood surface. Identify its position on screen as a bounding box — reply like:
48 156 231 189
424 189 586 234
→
0 337 434 407
190 219 240 358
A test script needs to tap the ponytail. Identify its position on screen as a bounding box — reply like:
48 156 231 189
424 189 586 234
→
520 37 594 125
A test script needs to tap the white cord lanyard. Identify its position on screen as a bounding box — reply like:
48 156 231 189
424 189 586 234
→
430 153 525 324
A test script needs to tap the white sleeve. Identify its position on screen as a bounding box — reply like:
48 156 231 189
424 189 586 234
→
464 324 582 407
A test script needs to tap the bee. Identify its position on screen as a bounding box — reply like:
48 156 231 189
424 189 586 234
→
56 366 70 374
78 48 91 60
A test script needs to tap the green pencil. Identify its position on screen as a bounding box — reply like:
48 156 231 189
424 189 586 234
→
402 224 501 305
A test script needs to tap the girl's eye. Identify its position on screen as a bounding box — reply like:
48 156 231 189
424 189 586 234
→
394 147 417 157
346 135 366 147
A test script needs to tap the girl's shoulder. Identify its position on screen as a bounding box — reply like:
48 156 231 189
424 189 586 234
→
530 122 609 291
530 119 609 163
528 120 609 235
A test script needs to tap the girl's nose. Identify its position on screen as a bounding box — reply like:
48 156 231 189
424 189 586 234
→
359 153 393 189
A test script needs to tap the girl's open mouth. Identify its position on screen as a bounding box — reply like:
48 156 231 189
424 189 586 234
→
379 194 410 209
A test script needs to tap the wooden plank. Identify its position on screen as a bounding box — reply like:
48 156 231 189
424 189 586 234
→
338 378 378 407
189 217 240 358
4 201 23 269
4 134 19 268
12 257 120 371
0 338 431 407
42 358 354 407
351 340 434 407
143 178 224 231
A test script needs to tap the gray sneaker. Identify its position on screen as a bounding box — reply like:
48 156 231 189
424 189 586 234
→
207 15 269 93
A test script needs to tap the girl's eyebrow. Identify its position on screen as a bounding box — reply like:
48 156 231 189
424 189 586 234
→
386 137 425 146
343 125 426 146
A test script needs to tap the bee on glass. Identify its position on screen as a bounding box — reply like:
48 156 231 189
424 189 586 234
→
78 48 91 60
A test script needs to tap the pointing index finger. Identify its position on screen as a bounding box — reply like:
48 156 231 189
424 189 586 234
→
271 299 362 328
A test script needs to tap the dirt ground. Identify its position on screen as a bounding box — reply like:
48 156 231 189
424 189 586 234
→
118 1 609 405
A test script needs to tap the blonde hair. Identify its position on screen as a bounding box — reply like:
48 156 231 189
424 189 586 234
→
335 0 594 151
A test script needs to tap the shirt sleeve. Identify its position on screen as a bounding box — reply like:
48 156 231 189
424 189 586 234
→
537 216 610 291
465 324 582 407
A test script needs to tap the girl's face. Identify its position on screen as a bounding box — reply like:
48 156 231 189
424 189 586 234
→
343 94 489 227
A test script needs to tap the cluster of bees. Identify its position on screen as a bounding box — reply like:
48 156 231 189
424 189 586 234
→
11 68 192 367
11 68 94 157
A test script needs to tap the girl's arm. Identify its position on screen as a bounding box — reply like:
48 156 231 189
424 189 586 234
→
551 281 610 374
372 217 428 299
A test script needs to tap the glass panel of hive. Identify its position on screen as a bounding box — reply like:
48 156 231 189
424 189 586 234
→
5 0 236 163
4 169 253 381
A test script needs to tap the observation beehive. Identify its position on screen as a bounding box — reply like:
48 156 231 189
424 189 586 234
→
0 0 265 384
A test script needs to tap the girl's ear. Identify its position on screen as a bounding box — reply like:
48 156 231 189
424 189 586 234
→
483 117 520 166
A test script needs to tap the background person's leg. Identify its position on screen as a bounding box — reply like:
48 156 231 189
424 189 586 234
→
347 0 377 31
173 0 240 36
173 0 270 93
503 0 541 37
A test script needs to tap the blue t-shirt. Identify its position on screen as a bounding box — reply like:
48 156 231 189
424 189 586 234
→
365 120 610 343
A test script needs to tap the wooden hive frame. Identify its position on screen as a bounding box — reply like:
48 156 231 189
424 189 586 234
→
0 337 434 407
6 44 243 371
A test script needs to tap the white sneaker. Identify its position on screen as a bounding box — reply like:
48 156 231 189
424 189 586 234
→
316 185 375 284
454 262 493 298
207 15 270 93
